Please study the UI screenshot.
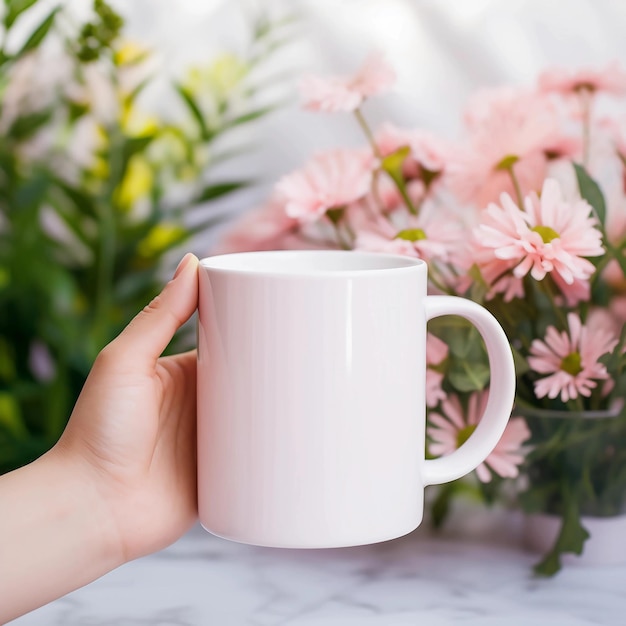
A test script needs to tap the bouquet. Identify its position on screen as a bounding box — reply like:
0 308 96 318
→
217 53 626 574
0 0 291 473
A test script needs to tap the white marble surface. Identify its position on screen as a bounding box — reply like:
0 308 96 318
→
11 508 626 626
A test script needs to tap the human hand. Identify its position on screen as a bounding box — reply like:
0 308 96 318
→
55 252 200 563
0 253 200 621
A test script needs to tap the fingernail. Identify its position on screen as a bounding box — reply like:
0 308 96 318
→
173 253 193 279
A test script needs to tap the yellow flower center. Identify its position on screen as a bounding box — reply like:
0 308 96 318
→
495 154 520 171
560 352 583 376
396 228 427 242
456 424 477 448
532 225 560 243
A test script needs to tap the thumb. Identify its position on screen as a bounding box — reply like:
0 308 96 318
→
108 253 199 366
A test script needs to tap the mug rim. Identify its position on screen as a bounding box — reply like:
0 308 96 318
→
199 250 425 277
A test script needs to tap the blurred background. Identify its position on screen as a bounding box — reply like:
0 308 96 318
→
2 0 625 473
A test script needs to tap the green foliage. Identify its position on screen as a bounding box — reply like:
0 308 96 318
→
0 0 291 473
573 162 606 227
75 0 123 62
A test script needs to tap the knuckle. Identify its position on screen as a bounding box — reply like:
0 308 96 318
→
94 342 118 369
143 294 163 315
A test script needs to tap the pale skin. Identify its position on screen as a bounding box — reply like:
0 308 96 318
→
0 253 200 623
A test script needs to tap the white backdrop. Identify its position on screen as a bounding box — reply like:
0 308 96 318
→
119 0 626 249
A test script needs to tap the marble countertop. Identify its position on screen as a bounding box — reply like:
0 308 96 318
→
12 508 626 626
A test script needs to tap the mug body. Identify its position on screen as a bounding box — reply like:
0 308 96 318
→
197 250 427 548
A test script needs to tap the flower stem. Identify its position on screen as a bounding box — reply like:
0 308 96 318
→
354 108 382 159
539 276 568 328
580 88 592 168
428 265 453 295
353 108 420 217
330 221 351 250
505 163 524 208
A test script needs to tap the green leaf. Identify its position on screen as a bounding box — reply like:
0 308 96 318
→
381 146 410 181
122 134 155 164
533 491 590 577
511 346 530 377
175 84 209 140
8 110 52 140
4 0 38 29
226 104 279 129
53 180 98 219
573 162 606 227
0 391 28 438
195 180 252 203
448 360 490 392
326 207 344 225
15 6 60 58
396 228 426 242
14 171 49 208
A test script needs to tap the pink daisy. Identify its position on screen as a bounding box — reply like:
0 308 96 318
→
275 149 374 223
538 62 626 96
476 178 604 286
447 89 561 207
214 194 300 254
299 53 395 113
374 174 426 213
375 122 450 175
455 240 525 302
528 313 619 403
354 210 458 264
428 391 530 483
426 333 448 408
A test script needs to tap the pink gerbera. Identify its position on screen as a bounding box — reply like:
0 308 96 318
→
428 391 530 483
275 149 374 222
538 62 626 96
528 313 618 403
214 194 300 254
376 122 449 175
426 333 448 408
476 178 604 287
299 53 395 113
355 203 463 263
354 209 458 264
447 89 560 207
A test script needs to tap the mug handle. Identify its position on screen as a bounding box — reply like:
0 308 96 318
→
423 295 516 486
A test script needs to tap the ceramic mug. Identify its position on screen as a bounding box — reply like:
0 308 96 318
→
197 250 515 548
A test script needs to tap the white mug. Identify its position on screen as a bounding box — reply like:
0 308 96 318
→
197 250 515 548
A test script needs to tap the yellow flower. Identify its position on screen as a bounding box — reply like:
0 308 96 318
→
137 223 187 258
184 54 248 99
114 40 150 66
114 155 153 210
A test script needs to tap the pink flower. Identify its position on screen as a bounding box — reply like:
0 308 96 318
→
538 62 626 96
213 195 299 254
550 274 590 306
426 333 448 408
476 178 604 287
275 149 374 222
456 241 525 302
354 209 458 264
374 174 426 213
528 313 618 402
587 298 626 346
428 391 530 482
299 53 395 113
447 89 561 207
376 122 449 175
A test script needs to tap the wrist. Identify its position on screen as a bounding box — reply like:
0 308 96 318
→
46 441 127 569
0 447 126 621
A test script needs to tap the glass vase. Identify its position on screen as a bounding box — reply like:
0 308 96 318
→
517 400 626 572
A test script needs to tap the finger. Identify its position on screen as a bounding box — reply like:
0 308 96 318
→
108 254 199 365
